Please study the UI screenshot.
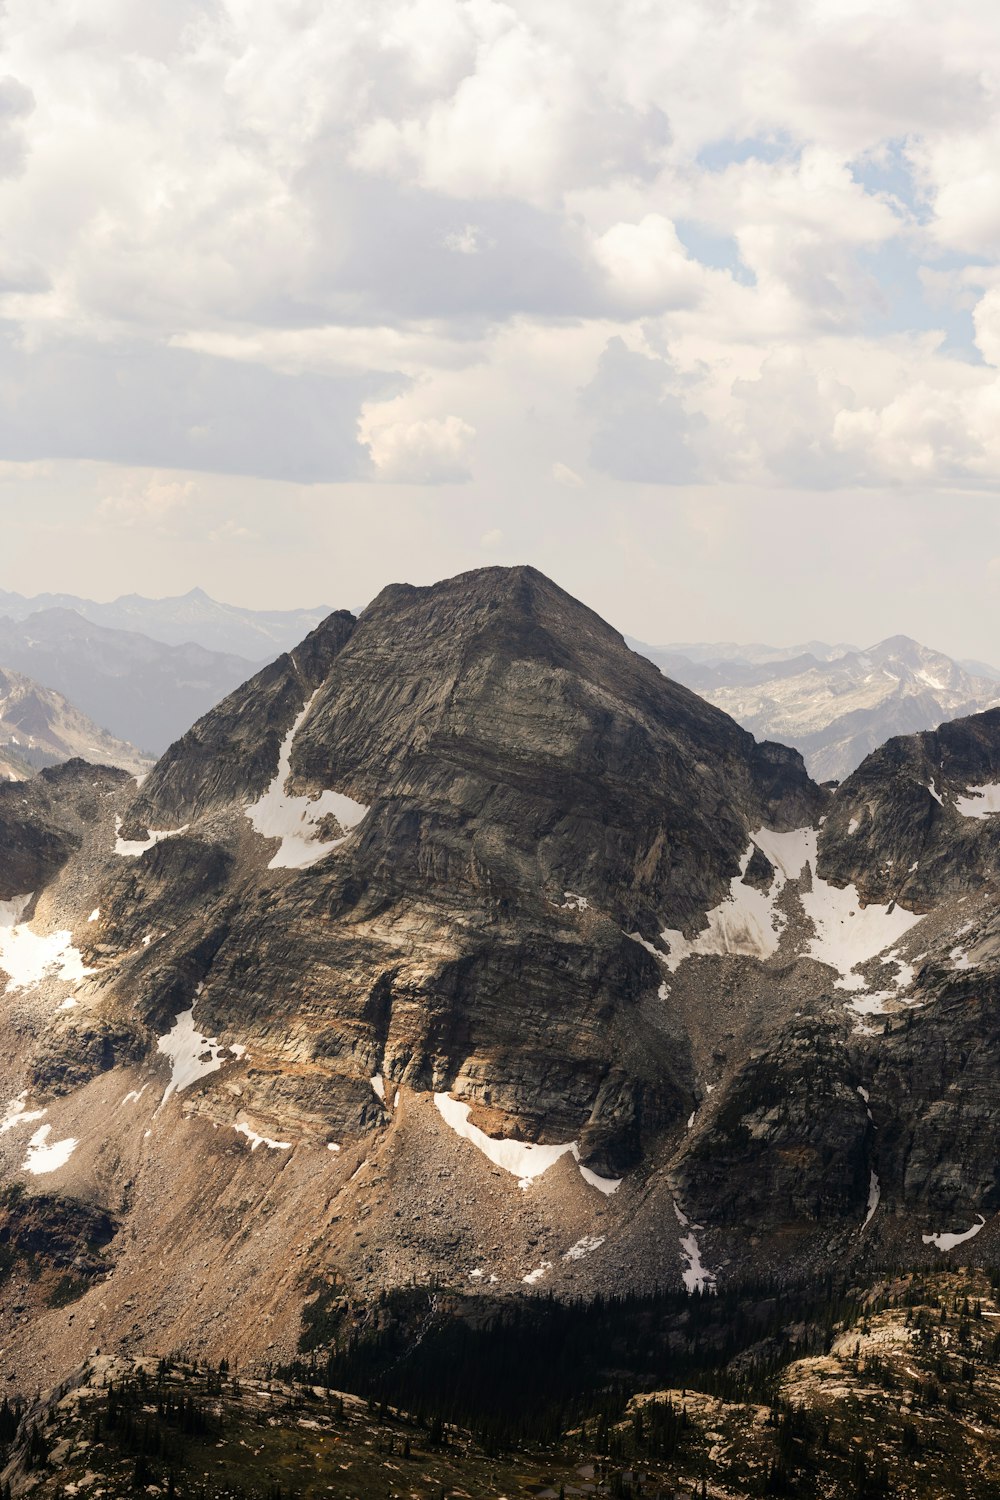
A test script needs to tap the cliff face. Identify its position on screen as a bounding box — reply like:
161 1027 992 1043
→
0 566 997 1388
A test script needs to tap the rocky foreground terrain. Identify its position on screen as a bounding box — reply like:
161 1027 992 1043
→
1 1269 999 1497
0 564 998 1495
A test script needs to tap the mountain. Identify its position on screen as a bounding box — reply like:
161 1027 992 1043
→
0 566 998 1481
0 666 151 779
636 633 1000 782
0 585 333 659
0 609 255 755
643 637 858 667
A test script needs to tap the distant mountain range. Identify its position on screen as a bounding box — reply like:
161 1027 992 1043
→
0 610 255 756
0 664 150 778
0 585 332 659
633 634 1000 782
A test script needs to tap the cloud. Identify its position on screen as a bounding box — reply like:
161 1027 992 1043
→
97 472 195 527
582 337 705 484
0 0 998 505
0 75 34 178
364 412 475 483
0 328 398 481
591 214 707 313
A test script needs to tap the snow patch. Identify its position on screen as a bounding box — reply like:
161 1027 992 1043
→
522 1260 552 1286
955 783 1000 819
433 1093 621 1194
673 1200 715 1295
847 817 860 835
156 1009 235 1106
659 824 920 988
577 1159 622 1195
922 1216 986 1251
659 829 803 967
245 693 369 869
114 815 188 857
435 1093 575 1186
863 1172 880 1229
233 1122 291 1152
0 1093 45 1134
926 778 944 806
563 1235 605 1262
22 1124 77 1175
560 892 590 911
87 909 99 923
370 1074 386 1102
0 894 96 995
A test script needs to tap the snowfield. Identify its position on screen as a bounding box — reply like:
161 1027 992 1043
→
156 1008 241 1106
658 825 922 990
246 693 369 869
0 895 95 995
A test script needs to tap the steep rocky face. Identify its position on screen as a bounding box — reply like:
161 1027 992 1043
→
131 608 356 819
0 760 131 902
0 567 998 1393
819 706 1000 907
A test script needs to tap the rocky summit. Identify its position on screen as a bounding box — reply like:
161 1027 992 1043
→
0 566 997 1462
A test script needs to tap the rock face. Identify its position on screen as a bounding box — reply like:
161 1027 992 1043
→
819 706 1000 906
0 566 997 1389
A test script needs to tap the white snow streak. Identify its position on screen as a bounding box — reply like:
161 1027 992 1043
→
563 1235 605 1261
922 1216 986 1251
245 694 368 869
0 1092 45 1134
658 826 921 990
233 1122 291 1152
21 1124 77 1175
433 1093 621 1194
114 815 189 857
156 1009 234 1106
863 1172 881 1229
522 1261 552 1285
673 1200 716 1294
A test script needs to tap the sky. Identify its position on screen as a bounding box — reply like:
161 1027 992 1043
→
2 0 1000 658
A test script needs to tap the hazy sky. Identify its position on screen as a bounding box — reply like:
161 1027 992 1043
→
2 1 1000 658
